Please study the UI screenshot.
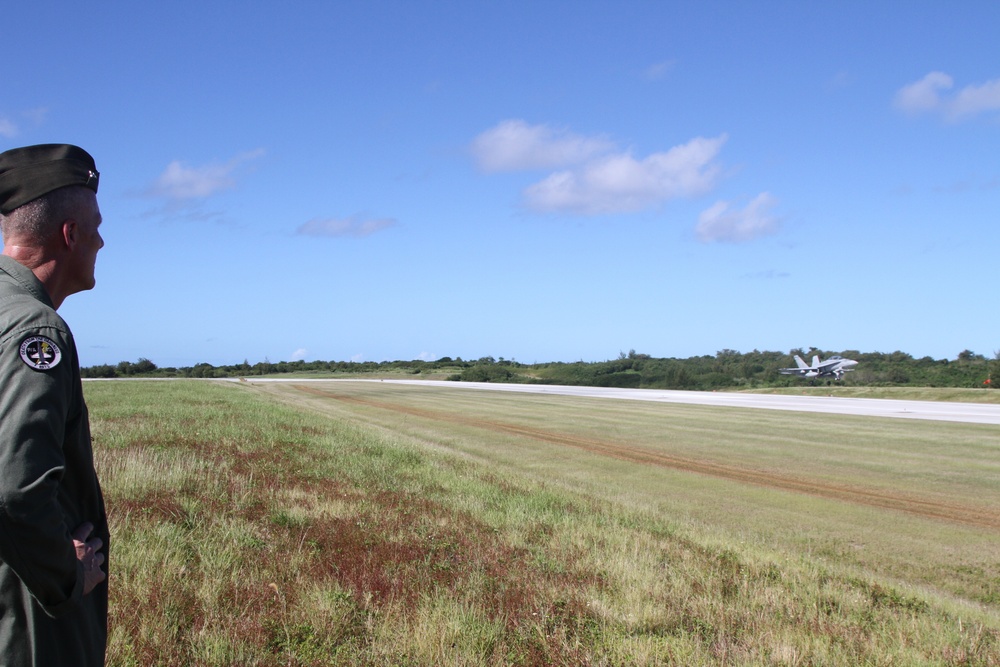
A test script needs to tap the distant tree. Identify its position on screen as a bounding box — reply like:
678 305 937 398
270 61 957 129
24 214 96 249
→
459 364 514 383
595 372 641 388
82 364 117 379
886 368 910 384
78 347 1000 391
134 358 157 374
189 363 214 378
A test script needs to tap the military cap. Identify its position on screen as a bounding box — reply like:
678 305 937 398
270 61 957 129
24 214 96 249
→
0 144 99 214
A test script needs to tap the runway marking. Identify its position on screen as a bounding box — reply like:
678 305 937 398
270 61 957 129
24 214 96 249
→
240 378 1000 425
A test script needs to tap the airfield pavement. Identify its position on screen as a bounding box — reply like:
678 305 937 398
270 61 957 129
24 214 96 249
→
241 379 1000 426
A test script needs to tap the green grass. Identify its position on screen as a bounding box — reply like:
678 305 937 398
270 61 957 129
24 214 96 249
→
88 379 1000 665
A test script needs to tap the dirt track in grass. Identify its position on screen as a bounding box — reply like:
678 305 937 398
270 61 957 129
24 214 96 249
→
290 384 1000 532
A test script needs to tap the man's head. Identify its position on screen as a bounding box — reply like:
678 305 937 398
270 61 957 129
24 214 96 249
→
0 144 104 305
0 144 99 216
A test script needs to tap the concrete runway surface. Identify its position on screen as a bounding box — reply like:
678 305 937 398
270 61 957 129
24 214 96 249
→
248 379 1000 426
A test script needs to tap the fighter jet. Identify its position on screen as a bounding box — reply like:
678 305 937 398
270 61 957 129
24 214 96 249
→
779 354 858 380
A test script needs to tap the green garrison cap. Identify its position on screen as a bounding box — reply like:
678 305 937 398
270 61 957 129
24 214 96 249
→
0 144 100 214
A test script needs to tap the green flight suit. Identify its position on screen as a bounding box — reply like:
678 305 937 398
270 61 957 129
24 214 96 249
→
0 255 108 666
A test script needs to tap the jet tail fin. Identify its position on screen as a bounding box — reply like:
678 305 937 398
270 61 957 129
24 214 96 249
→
794 355 809 369
811 355 820 369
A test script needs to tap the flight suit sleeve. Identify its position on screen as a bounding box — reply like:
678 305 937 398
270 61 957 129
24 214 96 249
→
0 324 84 617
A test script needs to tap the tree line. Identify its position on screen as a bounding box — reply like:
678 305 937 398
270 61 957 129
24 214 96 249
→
82 348 1000 391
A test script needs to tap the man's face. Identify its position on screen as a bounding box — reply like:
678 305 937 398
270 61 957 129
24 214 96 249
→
69 191 104 293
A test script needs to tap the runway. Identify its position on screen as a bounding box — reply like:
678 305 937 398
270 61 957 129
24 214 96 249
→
286 379 1000 426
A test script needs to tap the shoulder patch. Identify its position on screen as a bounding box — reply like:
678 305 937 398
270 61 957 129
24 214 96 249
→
19 335 62 370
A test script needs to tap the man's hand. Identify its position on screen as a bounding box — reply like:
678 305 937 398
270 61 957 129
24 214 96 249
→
72 522 105 595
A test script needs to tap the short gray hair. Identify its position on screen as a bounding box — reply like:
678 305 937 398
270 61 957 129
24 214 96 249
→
0 185 92 244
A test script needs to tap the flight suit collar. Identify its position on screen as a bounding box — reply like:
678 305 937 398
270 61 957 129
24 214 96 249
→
0 255 56 310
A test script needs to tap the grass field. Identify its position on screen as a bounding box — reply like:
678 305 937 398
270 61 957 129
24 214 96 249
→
87 379 1000 666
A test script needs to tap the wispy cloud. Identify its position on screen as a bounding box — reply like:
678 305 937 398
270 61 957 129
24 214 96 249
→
894 72 1000 121
290 348 308 361
743 269 790 280
695 192 780 243
826 70 852 91
22 108 47 126
297 215 397 238
0 108 48 138
524 134 727 215
643 60 677 81
0 117 16 138
470 119 613 172
147 149 264 201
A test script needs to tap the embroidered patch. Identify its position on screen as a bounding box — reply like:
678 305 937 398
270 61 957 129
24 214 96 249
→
19 336 62 370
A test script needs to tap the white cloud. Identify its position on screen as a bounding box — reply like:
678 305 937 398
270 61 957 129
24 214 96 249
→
524 135 727 215
695 192 779 243
0 117 16 138
895 72 1000 120
951 78 1000 118
297 215 397 238
290 348 308 361
470 119 613 172
148 149 264 201
152 161 235 199
894 71 953 113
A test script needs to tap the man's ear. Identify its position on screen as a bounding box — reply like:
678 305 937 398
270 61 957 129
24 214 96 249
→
61 219 78 250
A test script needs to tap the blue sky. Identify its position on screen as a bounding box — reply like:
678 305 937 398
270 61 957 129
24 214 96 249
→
3 2 997 367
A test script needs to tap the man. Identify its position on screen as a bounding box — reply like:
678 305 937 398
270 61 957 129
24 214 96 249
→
0 144 109 665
